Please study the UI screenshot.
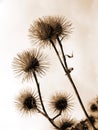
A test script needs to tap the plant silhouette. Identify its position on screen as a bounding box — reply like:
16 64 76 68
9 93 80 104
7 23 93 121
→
13 16 98 130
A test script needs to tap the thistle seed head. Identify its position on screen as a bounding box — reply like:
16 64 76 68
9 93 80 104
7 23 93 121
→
15 88 40 115
49 92 73 114
29 16 72 47
12 49 49 81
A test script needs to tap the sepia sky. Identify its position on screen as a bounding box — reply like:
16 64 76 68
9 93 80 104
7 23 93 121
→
0 0 98 130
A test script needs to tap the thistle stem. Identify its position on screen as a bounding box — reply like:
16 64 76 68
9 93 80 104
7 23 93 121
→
33 72 59 129
37 108 46 117
49 39 67 74
52 111 62 120
56 36 97 130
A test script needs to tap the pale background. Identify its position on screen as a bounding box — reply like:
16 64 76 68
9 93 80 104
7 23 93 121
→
0 0 98 129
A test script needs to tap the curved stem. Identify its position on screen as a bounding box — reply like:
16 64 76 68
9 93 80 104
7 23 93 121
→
49 39 67 74
56 37 68 69
56 36 97 130
33 72 59 129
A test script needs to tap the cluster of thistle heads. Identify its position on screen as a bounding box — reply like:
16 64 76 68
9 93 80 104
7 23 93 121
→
12 16 98 130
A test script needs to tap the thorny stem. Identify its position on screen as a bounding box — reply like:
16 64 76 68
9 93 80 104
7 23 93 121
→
56 36 97 130
33 72 59 129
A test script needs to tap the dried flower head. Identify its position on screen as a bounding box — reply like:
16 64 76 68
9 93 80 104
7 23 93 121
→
12 49 48 81
50 92 73 114
89 115 96 124
88 98 98 121
15 88 40 114
29 18 54 46
29 16 72 47
90 103 98 112
47 16 72 39
74 120 89 130
56 118 74 130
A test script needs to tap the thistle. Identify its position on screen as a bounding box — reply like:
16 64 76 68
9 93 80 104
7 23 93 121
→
12 49 48 81
55 118 74 130
88 98 98 114
12 15 98 130
50 92 73 114
89 116 96 124
15 88 40 114
90 104 98 112
74 120 89 130
29 16 72 47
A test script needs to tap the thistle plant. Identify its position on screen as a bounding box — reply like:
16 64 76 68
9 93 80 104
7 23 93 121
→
55 117 74 130
12 15 98 130
12 49 48 81
15 88 40 114
49 92 73 115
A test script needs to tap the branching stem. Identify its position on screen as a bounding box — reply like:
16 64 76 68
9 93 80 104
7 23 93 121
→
33 72 59 129
50 37 97 130
37 108 46 117
52 111 62 120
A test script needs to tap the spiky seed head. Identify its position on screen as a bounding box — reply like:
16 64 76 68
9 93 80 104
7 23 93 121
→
15 88 40 114
89 115 96 124
50 92 73 114
12 49 48 81
56 118 74 130
90 103 98 112
75 120 89 130
29 18 54 46
59 121 73 130
48 16 72 38
88 97 98 118
29 16 72 47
